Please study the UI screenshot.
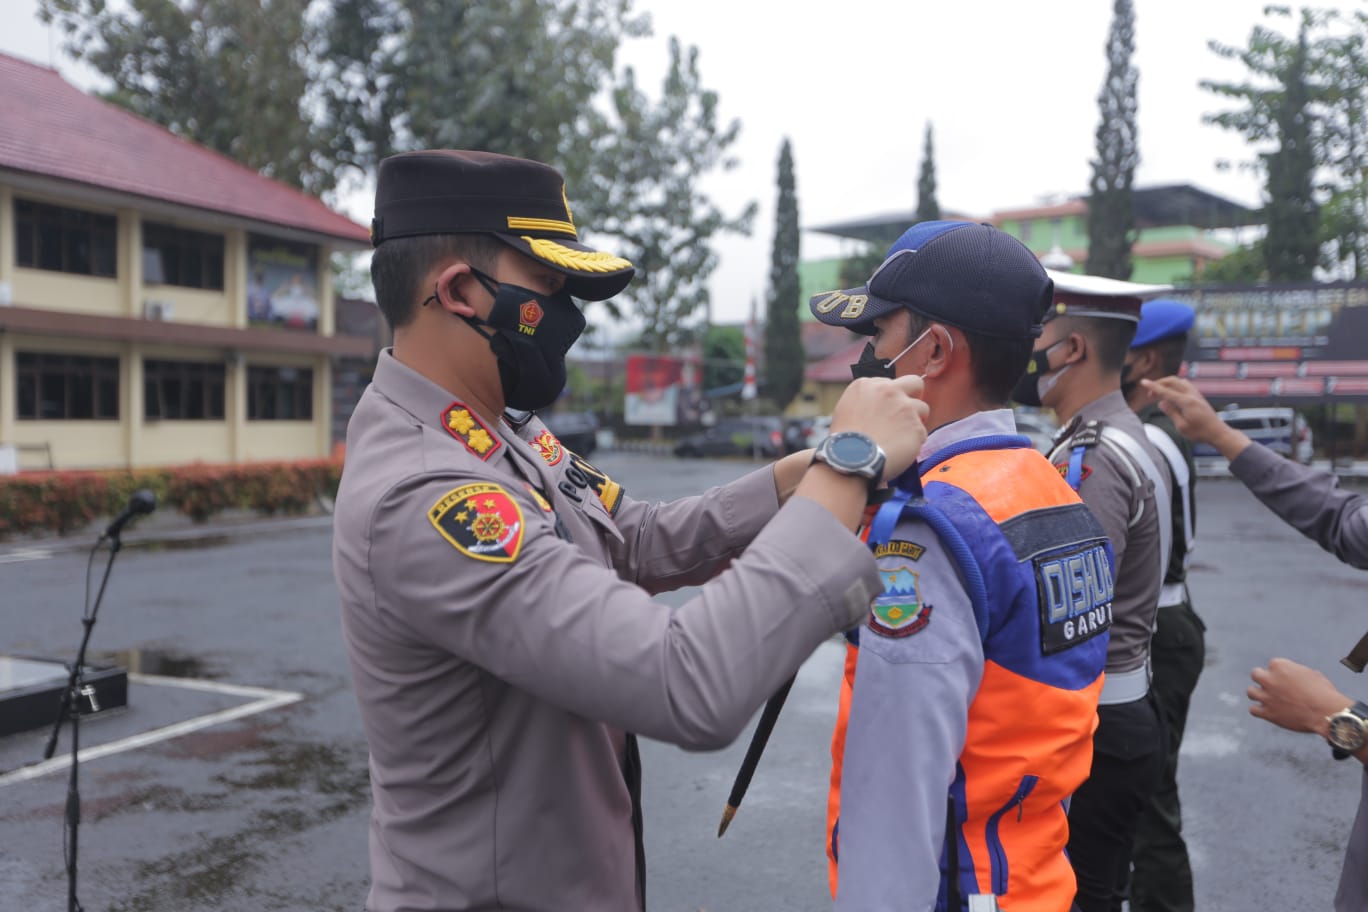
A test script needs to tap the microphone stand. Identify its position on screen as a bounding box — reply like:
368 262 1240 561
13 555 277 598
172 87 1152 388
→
42 529 125 912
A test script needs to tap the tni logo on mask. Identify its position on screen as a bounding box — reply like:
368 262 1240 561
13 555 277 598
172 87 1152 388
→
519 300 545 336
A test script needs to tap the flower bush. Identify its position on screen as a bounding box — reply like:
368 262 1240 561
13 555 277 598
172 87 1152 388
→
0 458 342 540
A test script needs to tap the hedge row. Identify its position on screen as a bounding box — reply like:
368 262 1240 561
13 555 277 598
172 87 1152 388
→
0 459 342 540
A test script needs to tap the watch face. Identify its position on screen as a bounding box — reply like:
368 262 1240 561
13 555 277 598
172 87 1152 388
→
829 433 876 467
1328 712 1368 751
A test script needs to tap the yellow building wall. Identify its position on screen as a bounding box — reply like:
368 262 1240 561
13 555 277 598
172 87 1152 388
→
241 421 322 461
11 268 122 315
10 421 125 470
140 286 233 326
139 422 234 467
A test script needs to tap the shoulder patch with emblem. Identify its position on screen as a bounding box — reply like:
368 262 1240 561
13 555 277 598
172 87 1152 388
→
869 562 933 638
441 402 502 461
429 483 525 563
530 429 565 466
1034 542 1113 654
566 452 624 516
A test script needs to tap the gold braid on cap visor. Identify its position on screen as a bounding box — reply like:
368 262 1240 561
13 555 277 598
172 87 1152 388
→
523 237 633 273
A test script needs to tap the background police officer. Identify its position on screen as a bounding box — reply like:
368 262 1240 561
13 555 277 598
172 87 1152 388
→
1123 300 1202 912
1013 271 1172 912
1144 373 1368 911
331 150 931 912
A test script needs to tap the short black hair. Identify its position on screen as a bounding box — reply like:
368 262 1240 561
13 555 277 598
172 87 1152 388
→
903 310 1035 405
371 234 503 330
1056 315 1137 373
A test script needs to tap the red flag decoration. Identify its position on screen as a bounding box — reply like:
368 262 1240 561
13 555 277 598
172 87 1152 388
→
741 298 758 401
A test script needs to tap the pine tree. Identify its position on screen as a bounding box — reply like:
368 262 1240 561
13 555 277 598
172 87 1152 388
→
765 139 804 411
916 123 941 223
1086 0 1139 279
1263 16 1322 282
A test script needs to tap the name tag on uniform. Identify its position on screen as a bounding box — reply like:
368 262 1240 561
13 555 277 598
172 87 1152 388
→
1034 543 1114 654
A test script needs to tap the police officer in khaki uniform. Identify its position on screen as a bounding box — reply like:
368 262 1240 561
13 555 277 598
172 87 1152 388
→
332 150 931 912
1011 271 1173 912
1144 373 1368 911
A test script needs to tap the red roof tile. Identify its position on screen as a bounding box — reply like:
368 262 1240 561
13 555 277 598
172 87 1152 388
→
0 53 369 245
805 339 867 383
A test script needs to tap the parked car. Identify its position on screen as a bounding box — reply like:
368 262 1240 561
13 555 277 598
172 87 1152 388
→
1013 410 1059 454
783 417 817 455
540 410 599 457
674 416 785 459
1192 406 1313 466
806 416 833 449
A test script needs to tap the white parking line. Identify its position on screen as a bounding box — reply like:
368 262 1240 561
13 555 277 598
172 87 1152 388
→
0 673 303 787
0 548 53 565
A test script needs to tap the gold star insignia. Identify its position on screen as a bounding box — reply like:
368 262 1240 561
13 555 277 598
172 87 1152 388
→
483 498 497 509
448 409 476 435
467 428 494 453
456 510 468 522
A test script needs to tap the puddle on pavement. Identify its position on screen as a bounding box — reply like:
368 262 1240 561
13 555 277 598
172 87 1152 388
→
127 534 232 552
89 647 219 680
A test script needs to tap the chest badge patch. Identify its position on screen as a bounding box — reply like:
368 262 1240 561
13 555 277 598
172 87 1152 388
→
530 429 565 466
442 402 502 461
869 563 932 638
429 483 525 563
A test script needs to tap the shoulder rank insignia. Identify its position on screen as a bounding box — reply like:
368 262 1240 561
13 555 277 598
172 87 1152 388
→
530 429 565 466
442 402 502 461
1070 420 1104 449
567 453 624 516
869 563 933 638
429 483 525 563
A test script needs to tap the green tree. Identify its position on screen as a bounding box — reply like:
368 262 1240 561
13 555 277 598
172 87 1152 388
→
39 0 332 194
1202 6 1343 282
702 324 745 392
1317 10 1368 277
1086 0 1139 279
1197 241 1267 284
592 37 756 351
317 0 647 220
764 139 803 410
916 122 941 223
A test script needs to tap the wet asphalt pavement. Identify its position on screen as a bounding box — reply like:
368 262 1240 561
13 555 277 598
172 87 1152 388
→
1 453 1364 911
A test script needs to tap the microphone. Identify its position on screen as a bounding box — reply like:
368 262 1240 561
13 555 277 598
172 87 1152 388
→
104 489 157 540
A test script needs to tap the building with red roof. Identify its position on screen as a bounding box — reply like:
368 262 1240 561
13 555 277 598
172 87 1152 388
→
0 53 373 470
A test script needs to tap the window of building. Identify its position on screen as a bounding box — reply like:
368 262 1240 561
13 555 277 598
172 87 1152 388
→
143 222 225 290
14 199 118 278
15 352 120 420
144 359 226 420
247 365 313 420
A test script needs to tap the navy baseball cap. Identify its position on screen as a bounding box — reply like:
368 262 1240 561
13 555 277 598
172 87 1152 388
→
808 221 1054 340
1130 299 1196 349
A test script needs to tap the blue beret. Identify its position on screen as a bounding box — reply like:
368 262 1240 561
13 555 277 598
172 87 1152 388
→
1130 299 1195 349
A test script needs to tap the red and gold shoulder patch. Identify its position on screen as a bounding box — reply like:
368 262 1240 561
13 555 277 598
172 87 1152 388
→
442 402 502 461
429 483 525 563
530 429 565 466
1053 462 1092 484
569 453 624 516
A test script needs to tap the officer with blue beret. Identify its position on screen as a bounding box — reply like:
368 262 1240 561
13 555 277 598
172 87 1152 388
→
1122 299 1202 912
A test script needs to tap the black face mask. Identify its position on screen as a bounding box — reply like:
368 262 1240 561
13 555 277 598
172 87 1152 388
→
1010 340 1068 408
455 270 586 411
850 342 895 380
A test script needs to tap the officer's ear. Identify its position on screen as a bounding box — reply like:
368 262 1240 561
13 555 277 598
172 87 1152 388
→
921 324 956 380
1063 331 1088 365
430 262 480 318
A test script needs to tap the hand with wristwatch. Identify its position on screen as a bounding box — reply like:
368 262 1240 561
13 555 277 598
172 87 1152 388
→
1249 658 1368 762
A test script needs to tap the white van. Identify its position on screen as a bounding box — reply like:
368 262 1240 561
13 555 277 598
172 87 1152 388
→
1193 407 1314 466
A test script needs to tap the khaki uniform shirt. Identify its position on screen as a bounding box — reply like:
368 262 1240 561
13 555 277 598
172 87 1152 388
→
1049 390 1169 674
333 351 882 912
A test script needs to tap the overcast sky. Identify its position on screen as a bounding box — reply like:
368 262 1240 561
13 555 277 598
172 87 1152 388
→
3 0 1362 327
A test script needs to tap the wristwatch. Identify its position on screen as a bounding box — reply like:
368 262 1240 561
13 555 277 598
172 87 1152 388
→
811 431 886 494
1327 700 1368 759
